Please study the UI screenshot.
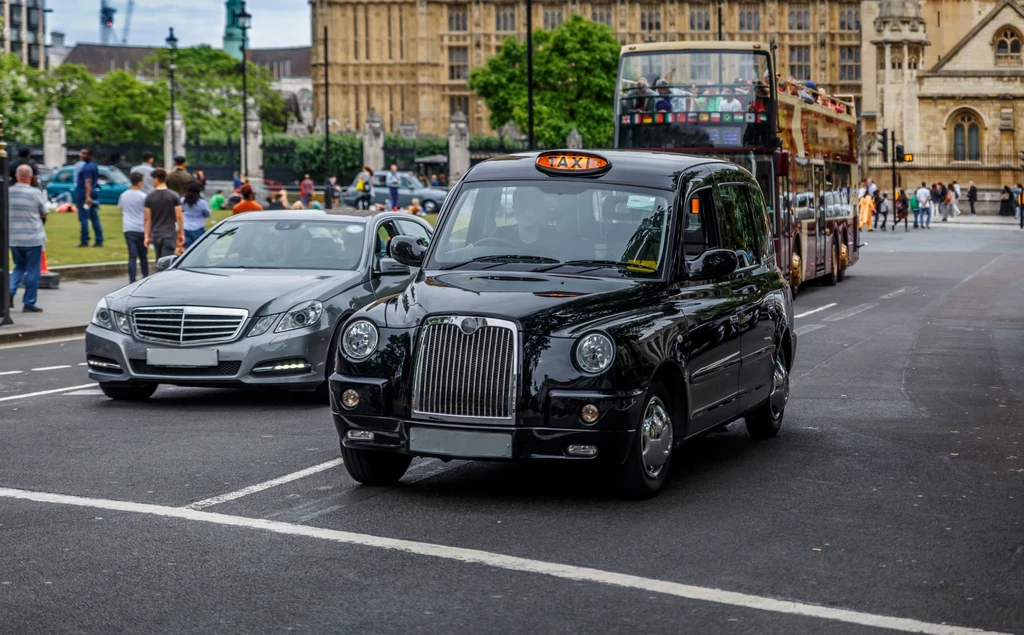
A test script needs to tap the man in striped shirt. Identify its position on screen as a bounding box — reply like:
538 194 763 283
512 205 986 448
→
8 164 49 313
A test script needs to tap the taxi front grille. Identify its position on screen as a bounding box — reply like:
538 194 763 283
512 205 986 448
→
132 307 248 345
412 317 518 422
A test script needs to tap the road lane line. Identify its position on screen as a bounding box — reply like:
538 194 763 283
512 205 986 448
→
31 365 72 372
0 335 85 351
184 459 345 510
880 286 919 300
0 383 96 403
64 389 105 396
0 486 1006 635
794 324 825 337
0 370 24 376
794 303 837 319
822 303 878 322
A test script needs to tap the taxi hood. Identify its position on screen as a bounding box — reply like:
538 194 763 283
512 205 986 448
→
379 271 667 336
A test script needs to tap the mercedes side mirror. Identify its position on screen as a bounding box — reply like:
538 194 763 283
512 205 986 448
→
376 256 411 276
688 249 739 280
156 255 177 272
390 236 427 268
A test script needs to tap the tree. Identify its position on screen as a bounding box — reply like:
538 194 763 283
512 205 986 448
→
0 53 45 143
35 63 99 142
468 15 621 148
141 45 287 141
89 71 168 143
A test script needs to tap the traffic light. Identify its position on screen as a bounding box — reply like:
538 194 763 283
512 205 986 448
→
895 144 904 162
877 129 888 163
1019 149 1024 169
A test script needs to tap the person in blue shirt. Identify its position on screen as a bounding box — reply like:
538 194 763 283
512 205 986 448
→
75 147 103 247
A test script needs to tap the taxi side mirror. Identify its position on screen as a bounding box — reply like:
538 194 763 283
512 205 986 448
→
390 235 427 268
687 249 738 280
156 255 177 272
376 256 411 276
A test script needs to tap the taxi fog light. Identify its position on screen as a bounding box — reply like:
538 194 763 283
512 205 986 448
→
580 404 600 424
567 444 598 457
341 389 361 409
346 429 374 441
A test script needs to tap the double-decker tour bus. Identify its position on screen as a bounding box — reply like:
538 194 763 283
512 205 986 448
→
614 41 859 291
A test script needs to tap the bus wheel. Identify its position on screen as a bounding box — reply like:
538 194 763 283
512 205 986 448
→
790 252 802 297
826 243 839 286
837 242 848 282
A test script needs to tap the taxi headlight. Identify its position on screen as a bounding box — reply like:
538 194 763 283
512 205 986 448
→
574 332 615 374
342 319 379 360
91 299 113 330
275 301 323 333
248 314 279 337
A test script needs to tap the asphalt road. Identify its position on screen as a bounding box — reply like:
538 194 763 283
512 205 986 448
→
1 224 1022 634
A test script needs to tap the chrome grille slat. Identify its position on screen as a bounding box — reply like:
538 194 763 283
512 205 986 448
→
132 306 249 346
412 316 517 423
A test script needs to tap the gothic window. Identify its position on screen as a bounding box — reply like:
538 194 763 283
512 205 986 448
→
995 28 1023 66
951 111 981 161
592 5 613 26
839 5 860 31
789 5 810 31
690 53 712 81
543 7 564 29
790 46 811 81
450 96 470 117
448 47 469 80
641 6 662 32
496 5 515 32
449 5 468 31
839 46 860 81
739 6 760 31
690 5 711 31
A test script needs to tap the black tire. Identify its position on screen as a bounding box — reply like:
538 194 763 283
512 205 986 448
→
422 199 438 214
837 240 847 283
825 243 839 286
745 341 789 439
100 382 158 401
342 444 413 485
616 381 675 500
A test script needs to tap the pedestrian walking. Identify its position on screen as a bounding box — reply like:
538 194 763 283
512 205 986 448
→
866 178 878 198
386 164 401 212
967 181 978 216
328 176 341 207
430 174 440 187
1013 183 1023 220
9 147 38 180
166 156 193 196
998 185 1014 216
859 192 875 231
893 189 910 231
118 172 149 283
74 147 103 248
300 174 314 207
8 164 48 313
232 184 263 215
181 180 212 248
909 188 920 228
143 168 185 259
876 192 890 230
916 182 932 228
355 167 374 210
232 171 242 191
130 151 156 193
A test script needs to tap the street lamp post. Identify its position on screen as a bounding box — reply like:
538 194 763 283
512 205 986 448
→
526 0 534 151
234 1 253 179
165 28 178 158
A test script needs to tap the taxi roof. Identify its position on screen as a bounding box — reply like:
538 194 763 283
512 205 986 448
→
464 150 727 190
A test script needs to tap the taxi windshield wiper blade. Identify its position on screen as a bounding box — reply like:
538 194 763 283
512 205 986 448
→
440 254 560 270
537 259 658 272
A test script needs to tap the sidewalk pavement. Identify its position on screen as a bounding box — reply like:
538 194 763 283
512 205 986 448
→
0 277 128 345
943 214 1021 229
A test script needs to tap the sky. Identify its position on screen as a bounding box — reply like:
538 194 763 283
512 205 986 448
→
48 0 312 49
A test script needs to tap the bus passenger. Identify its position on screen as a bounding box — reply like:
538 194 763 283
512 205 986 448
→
719 88 743 113
625 78 657 113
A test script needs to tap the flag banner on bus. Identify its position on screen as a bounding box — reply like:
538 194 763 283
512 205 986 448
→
710 113 721 123
641 115 653 124
745 113 756 123
655 113 666 124
688 113 698 123
699 113 709 122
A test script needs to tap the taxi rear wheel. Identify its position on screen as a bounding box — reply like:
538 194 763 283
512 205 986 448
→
100 382 158 401
342 444 413 486
745 341 789 439
617 381 674 500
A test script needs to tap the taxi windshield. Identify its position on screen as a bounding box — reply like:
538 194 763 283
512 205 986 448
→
177 220 366 270
428 181 672 278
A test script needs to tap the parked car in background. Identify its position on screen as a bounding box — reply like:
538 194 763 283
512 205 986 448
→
46 165 131 205
343 171 447 213
37 166 56 190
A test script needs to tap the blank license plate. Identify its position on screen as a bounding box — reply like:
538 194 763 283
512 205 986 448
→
409 427 512 459
146 348 218 367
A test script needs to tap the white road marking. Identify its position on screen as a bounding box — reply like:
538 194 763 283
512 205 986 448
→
0 486 1006 635
0 335 84 351
64 389 105 396
794 303 837 319
78 363 88 366
31 365 72 372
184 459 345 510
0 383 96 403
794 324 826 337
880 286 919 300
822 303 879 322
0 370 24 376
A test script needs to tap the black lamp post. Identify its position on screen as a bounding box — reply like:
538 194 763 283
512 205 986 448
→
165 28 178 158
234 1 253 179
526 0 534 150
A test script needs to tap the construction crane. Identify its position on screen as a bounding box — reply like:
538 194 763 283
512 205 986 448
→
100 0 117 44
121 0 135 44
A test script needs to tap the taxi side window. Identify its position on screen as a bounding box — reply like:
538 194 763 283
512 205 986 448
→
684 188 718 260
743 185 774 263
376 221 400 256
713 183 762 268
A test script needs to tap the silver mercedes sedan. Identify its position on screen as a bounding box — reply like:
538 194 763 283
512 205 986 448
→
85 210 432 401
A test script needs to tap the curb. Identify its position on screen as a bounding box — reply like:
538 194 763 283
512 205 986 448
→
0 324 88 346
50 261 155 281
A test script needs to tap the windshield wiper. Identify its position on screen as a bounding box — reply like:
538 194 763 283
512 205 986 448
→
536 259 658 273
440 254 560 270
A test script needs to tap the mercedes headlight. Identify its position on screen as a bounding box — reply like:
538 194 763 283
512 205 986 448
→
248 314 279 337
91 298 113 330
574 332 615 374
275 301 323 333
342 319 379 360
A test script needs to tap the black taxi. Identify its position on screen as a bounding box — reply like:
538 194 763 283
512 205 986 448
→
329 150 796 498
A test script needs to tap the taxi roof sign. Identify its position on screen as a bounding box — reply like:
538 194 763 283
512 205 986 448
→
535 152 611 176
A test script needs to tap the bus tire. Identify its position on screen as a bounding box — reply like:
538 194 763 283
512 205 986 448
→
837 238 848 282
826 243 839 286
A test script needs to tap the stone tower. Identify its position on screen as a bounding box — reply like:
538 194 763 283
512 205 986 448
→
223 0 248 61
873 0 929 157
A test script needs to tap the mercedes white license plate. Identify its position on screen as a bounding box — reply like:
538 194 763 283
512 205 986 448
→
408 427 512 459
145 348 218 367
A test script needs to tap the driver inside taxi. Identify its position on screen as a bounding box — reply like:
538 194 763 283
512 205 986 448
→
487 187 560 252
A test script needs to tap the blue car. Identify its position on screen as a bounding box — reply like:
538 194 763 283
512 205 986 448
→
46 165 131 205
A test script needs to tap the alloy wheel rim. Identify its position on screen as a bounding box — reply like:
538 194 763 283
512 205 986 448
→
769 344 790 419
640 396 672 478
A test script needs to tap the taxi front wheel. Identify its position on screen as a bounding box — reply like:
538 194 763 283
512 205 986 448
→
100 382 158 401
616 381 674 500
342 443 413 485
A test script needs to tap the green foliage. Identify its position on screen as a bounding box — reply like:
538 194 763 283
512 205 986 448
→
141 46 287 140
470 135 526 151
294 134 364 183
0 53 46 143
35 63 98 142
89 71 169 143
468 15 620 148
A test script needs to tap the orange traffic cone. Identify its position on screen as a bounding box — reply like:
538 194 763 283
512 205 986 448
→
40 249 50 274
39 248 61 289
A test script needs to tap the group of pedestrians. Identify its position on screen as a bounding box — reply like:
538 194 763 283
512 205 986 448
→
857 178 984 231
